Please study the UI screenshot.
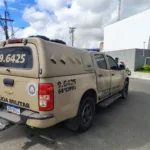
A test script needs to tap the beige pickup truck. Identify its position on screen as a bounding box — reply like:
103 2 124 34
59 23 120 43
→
0 36 129 132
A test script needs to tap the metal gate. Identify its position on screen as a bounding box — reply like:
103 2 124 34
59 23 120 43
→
145 57 150 65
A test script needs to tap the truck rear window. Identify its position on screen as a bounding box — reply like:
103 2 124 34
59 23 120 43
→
0 47 33 69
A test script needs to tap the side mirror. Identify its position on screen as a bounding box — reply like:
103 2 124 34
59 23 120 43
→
126 68 131 76
119 64 125 70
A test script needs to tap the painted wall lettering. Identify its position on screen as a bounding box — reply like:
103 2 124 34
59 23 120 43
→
57 79 76 94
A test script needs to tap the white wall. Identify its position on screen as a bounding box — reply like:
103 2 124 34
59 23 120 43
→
104 9 150 51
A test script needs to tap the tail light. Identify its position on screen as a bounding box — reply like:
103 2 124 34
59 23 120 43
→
8 39 23 44
38 83 54 111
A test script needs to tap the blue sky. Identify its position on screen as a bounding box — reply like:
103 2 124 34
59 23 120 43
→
0 0 72 28
0 0 35 28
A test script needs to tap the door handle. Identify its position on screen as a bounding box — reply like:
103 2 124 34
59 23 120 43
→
98 74 103 77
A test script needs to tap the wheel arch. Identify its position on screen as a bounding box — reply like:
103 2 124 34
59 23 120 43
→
79 89 97 108
126 77 129 83
65 88 97 131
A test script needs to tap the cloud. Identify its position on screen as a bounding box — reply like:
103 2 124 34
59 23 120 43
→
0 1 4 6
0 30 5 41
120 0 150 18
2 0 150 48
35 0 69 11
23 7 53 29
21 0 118 48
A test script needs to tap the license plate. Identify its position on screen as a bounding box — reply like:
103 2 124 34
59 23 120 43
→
7 105 20 115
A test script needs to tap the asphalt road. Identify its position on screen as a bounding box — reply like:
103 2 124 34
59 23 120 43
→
0 79 150 150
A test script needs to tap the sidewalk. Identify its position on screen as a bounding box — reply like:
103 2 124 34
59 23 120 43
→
130 72 150 81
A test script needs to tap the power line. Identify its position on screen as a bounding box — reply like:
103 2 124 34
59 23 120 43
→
0 0 14 40
69 27 76 47
0 17 13 22
11 27 25 38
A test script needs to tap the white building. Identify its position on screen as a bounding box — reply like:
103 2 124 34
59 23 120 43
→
104 9 150 51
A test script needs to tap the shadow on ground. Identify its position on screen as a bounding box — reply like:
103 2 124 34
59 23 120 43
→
0 90 150 150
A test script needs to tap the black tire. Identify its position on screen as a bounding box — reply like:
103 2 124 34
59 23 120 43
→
121 80 129 99
77 96 95 132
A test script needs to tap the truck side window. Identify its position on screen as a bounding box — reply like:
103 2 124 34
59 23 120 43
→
94 54 107 69
107 56 119 70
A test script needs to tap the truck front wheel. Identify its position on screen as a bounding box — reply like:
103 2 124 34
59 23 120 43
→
121 80 129 99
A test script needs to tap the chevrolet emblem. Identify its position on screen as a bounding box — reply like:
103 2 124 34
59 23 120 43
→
5 90 13 95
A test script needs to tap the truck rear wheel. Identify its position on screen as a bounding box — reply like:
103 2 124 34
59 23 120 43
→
77 96 95 132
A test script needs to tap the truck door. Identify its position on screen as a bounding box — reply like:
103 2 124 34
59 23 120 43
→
92 53 111 99
106 55 122 95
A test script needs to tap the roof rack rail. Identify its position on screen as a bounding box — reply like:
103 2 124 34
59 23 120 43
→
28 35 66 45
86 48 100 52
29 35 50 41
50 39 66 45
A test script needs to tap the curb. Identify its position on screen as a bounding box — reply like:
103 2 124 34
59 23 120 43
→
129 76 150 81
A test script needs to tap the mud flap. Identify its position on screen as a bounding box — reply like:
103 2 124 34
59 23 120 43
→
64 116 80 131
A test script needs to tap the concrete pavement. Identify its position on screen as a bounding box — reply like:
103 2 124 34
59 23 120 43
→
0 79 150 150
130 72 150 80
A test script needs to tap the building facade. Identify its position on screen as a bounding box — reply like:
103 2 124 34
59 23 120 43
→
104 9 150 51
105 49 150 71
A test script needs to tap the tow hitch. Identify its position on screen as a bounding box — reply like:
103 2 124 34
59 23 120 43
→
0 118 11 131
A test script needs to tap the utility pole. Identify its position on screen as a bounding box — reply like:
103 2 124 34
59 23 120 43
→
148 36 150 49
69 27 76 47
143 41 146 57
118 0 121 21
143 41 146 49
0 0 14 40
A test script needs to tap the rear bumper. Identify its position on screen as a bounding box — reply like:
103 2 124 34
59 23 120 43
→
26 116 56 128
21 110 54 120
0 109 56 128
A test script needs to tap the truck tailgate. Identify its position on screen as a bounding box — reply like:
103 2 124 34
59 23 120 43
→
0 75 39 112
0 43 40 113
